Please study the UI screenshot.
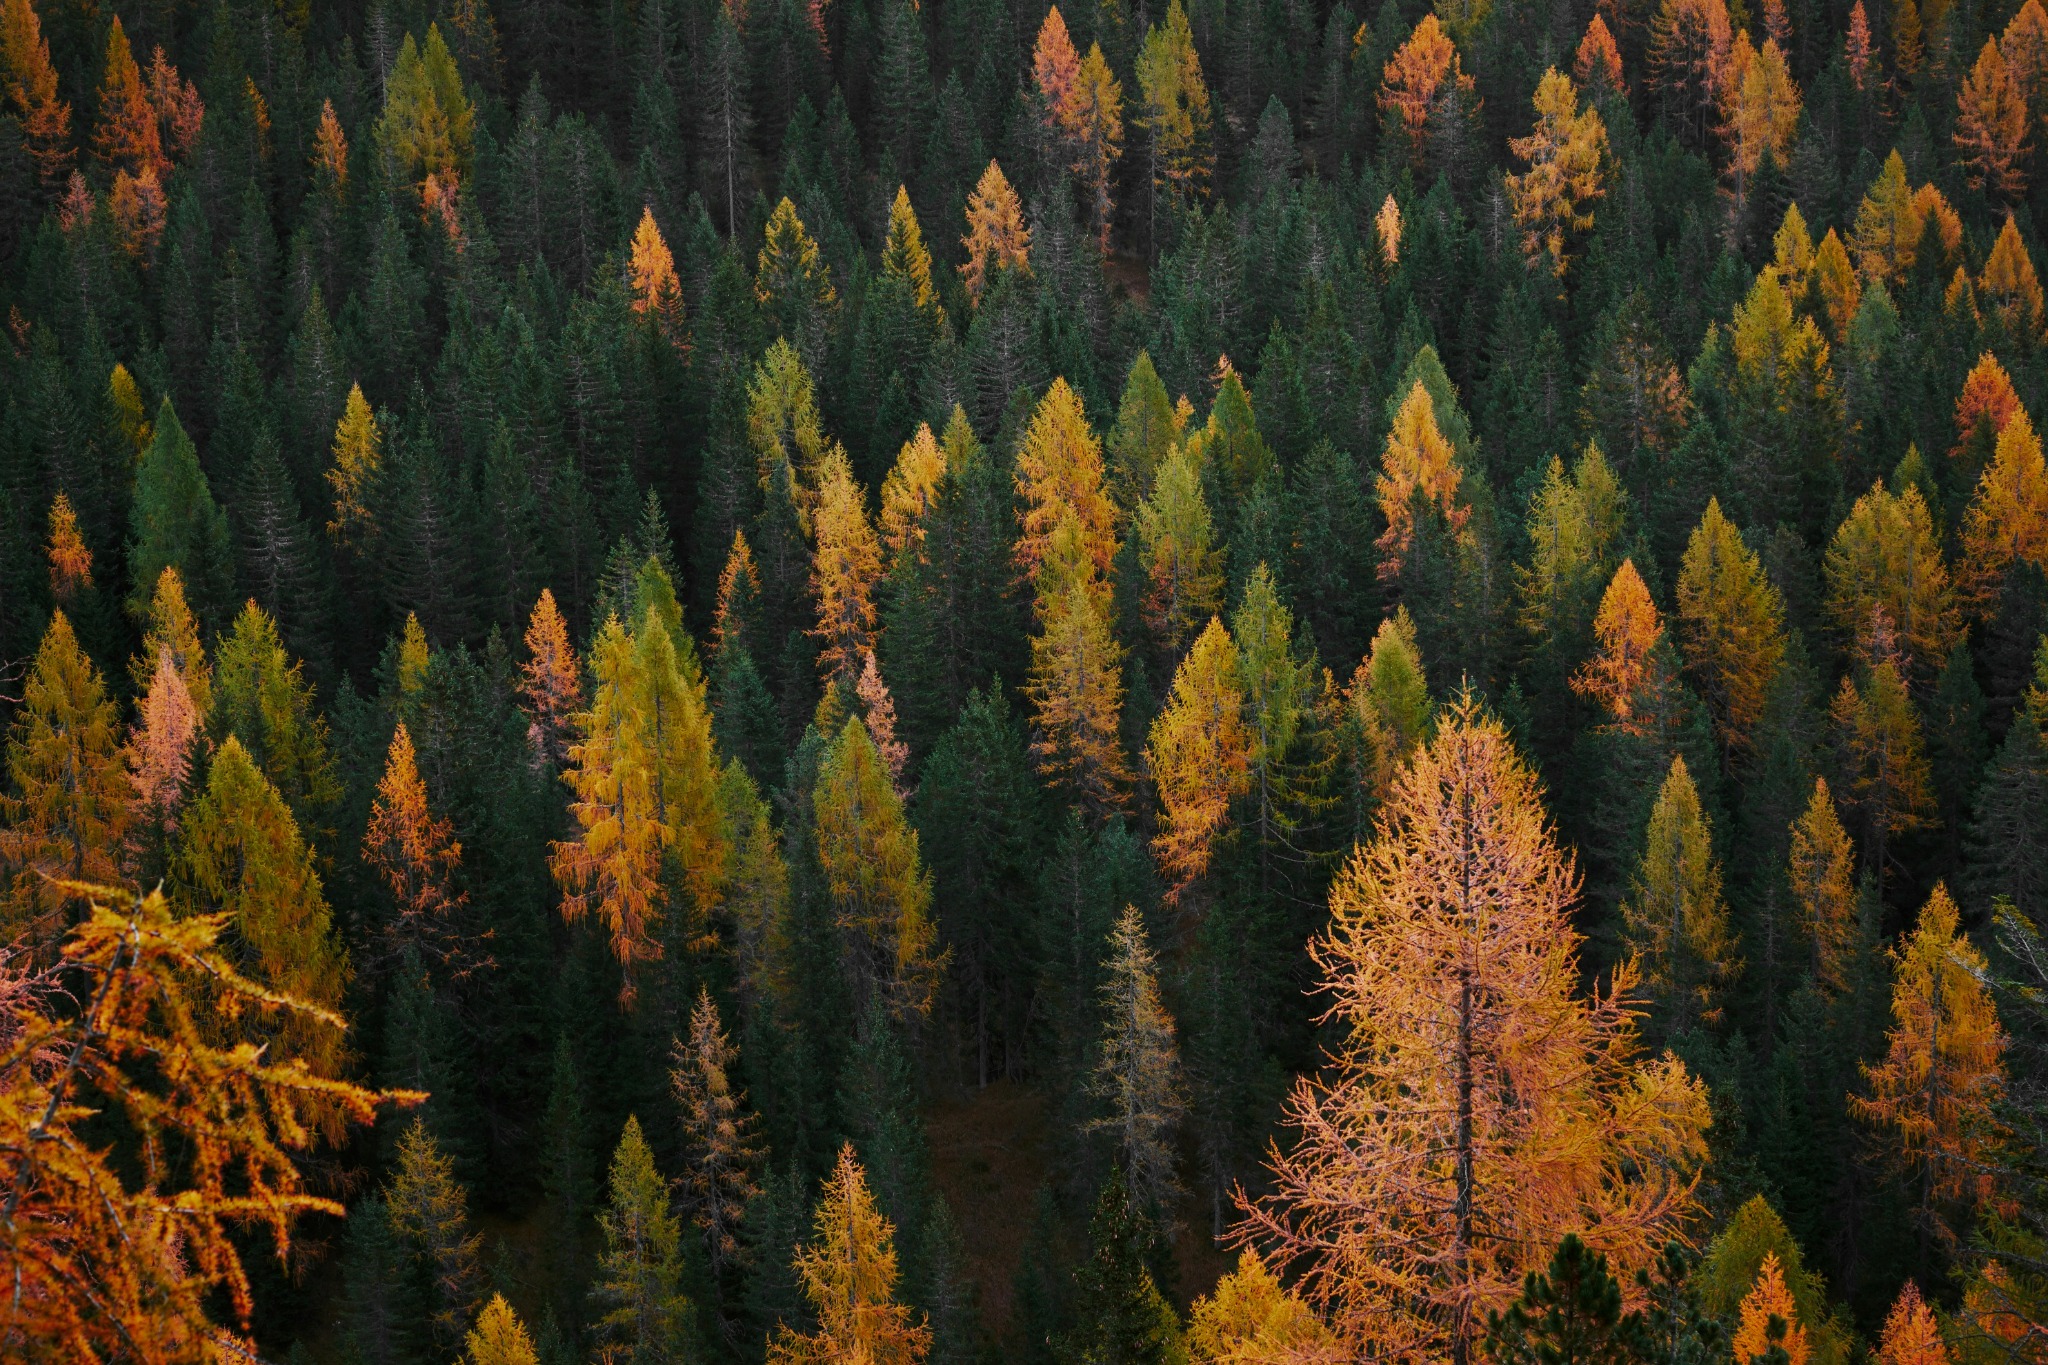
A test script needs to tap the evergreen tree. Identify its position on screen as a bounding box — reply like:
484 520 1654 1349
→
128 399 233 630
591 1116 692 1365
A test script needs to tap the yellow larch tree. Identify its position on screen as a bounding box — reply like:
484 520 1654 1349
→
881 185 945 327
1015 377 1119 584
1027 519 1133 817
960 160 1031 305
0 0 74 189
810 448 884 684
1624 754 1741 1030
1135 0 1213 238
1733 1252 1811 1365
769 1145 931 1365
1 613 129 952
327 382 383 545
1573 560 1669 729
1961 407 2048 612
1345 609 1431 821
1980 216 2044 336
1956 37 2030 202
1507 69 1609 278
1722 35 1801 217
1830 638 1935 881
1787 777 1860 996
814 716 942 1018
1135 443 1224 657
1375 380 1466 582
1187 1249 1336 1365
45 491 91 605
1824 481 1956 680
1146 617 1252 899
1238 697 1710 1365
1676 498 1786 754
880 422 947 562
1574 15 1627 97
1852 885 2008 1248
131 565 211 717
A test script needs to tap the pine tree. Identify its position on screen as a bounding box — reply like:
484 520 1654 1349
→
768 1144 931 1365
1086 906 1186 1216
960 160 1031 305
1240 698 1710 1364
696 0 753 234
813 715 942 1018
520 588 584 767
1063 1166 1184 1365
671 988 763 1285
592 1116 692 1364
811 448 884 684
1648 0 1730 148
1676 499 1786 756
880 424 947 563
1028 544 1133 818
124 645 199 879
130 566 210 717
0 0 73 189
1147 617 1251 897
0 613 128 951
128 399 234 630
1507 70 1608 278
1623 755 1741 1032
465 1295 542 1365
387 1117 485 1359
1851 884 2008 1250
1961 408 2048 614
757 197 837 368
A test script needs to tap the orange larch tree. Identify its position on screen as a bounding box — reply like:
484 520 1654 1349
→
1146 617 1251 899
629 205 689 353
1379 14 1477 173
366 721 486 979
1733 1253 1811 1365
91 16 163 180
1648 0 1731 147
519 588 584 767
1957 38 2030 202
44 491 91 606
1787 777 1860 996
1027 517 1133 818
1876 1283 1951 1365
1823 481 1957 681
1375 380 1466 582
768 1144 931 1365
1961 406 2048 613
960 160 1031 305
1015 378 1119 585
879 423 946 563
1980 216 2045 336
0 0 73 189
1573 559 1669 729
1238 698 1709 1365
124 646 200 878
1574 15 1627 97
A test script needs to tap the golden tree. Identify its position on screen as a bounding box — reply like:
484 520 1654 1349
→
519 588 583 766
670 987 762 1277
1787 778 1859 996
45 492 91 605
1721 36 1800 215
1623 755 1741 1030
1956 38 2029 202
881 186 945 326
131 566 211 717
327 382 383 545
1733 1253 1811 1365
1346 610 1431 819
1574 15 1627 96
1187 1249 1336 1364
1876 1283 1950 1365
814 716 943 1018
1136 444 1224 656
0 0 73 188
1375 380 1466 582
629 205 689 352
1830 651 1934 880
769 1144 931 1365
1147 617 1252 899
1852 885 2007 1247
1015 378 1119 584
1572 560 1668 729
1135 0 1213 236
1027 523 1133 817
366 722 485 979
0 884 393 1363
1379 14 1476 172
960 160 1031 304
92 17 163 179
1824 482 1956 679
879 423 947 561
465 1295 541 1365
1961 407 2048 611
125 646 201 876
1980 216 2044 336
1508 69 1608 278
1676 498 1786 754
1239 698 1710 1365
810 448 884 684
1 613 129 953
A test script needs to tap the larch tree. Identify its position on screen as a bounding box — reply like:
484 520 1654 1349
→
882 187 945 329
44 492 91 608
670 987 763 1282
519 588 583 767
326 382 383 546
1573 15 1627 97
464 1295 541 1365
960 160 1031 305
1028 522 1134 817
1875 1283 1950 1365
1676 499 1786 756
1720 36 1800 217
1015 377 1120 585
1830 650 1934 882
1375 380 1467 583
1951 351 2023 499
0 885 388 1362
1788 778 1860 996
1623 754 1741 1032
1956 38 2029 202
124 646 200 880
0 613 129 952
1980 216 2044 337
387 1117 485 1357
1187 1249 1335 1364
130 566 210 716
592 1116 692 1365
757 197 837 367
629 205 689 352
1379 14 1477 173
1573 560 1672 731
1648 0 1730 148
210 602 342 831
1518 444 1628 664
880 423 947 563
1147 617 1252 898
0 0 73 189
1960 407 2048 612
1087 905 1187 1217
1507 69 1608 278
92 17 162 180
814 715 943 1018
768 1144 932 1365
1239 698 1710 1365
1345 610 1431 824
366 721 484 980
1233 564 1316 891
810 448 884 684
1136 444 1224 657
1852 884 2008 1250
1135 0 1212 244
1824 482 1956 680
1733 1253 1810 1365
176 736 353 1136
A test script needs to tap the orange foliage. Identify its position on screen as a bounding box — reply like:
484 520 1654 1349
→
1981 216 2045 335
1877 1283 1951 1365
45 491 91 601
92 17 163 180
145 44 202 160
1 0 73 188
313 98 348 195
1374 380 1466 581
125 647 199 848
629 205 689 352
1733 1253 1811 1365
960 160 1031 304
1573 559 1666 727
1846 1 1874 87
519 588 583 766
366 722 486 979
810 449 884 683
1015 378 1119 586
109 164 166 258
1961 408 2048 608
1380 14 1475 170
1957 38 2030 201
1574 14 1626 95
1953 352 2023 461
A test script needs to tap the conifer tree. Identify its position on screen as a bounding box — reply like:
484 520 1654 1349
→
465 1295 541 1365
1344 610 1431 829
1108 351 1181 508
1824 482 1956 679
1136 445 1223 657
1961 408 2048 613
1240 698 1710 1365
210 602 342 831
1375 380 1466 583
1676 499 1786 756
387 1117 485 1358
629 206 689 352
124 646 199 878
1028 532 1133 818
1507 70 1608 278
91 17 161 180
1624 754 1741 1031
327 382 382 546
1787 778 1859 995
1956 39 2030 201
757 197 837 367
1573 561 1670 729
813 715 942 1018
0 0 72 189
44 493 90 609
366 722 483 979
128 399 233 630
1732 1253 1809 1365
1147 618 1251 897
697 0 753 233
1573 16 1627 97
880 186 945 331
1852 885 2008 1249
520 588 583 767
1980 217 2044 337
811 448 884 684
1830 652 1934 881
880 424 947 563
176 736 352 1127
769 1144 931 1365
1063 1165 1184 1365
592 1115 692 1364
1379 14 1478 174
1087 906 1186 1215
1875 1283 1949 1365
1 613 128 950
1016 378 1119 584
960 160 1031 305
1187 1249 1333 1364
671 988 763 1283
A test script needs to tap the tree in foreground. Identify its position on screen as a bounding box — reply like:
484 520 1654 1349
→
1187 1248 1333 1364
768 1143 930 1365
0 884 391 1362
1484 1234 1636 1365
1238 696 1710 1365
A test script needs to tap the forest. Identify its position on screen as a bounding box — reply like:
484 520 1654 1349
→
5 0 2048 1357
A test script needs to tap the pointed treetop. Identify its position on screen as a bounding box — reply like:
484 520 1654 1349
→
46 492 91 601
1574 14 1626 94
961 160 1031 304
882 185 943 320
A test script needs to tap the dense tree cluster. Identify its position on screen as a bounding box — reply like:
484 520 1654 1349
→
11 0 2048 1359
